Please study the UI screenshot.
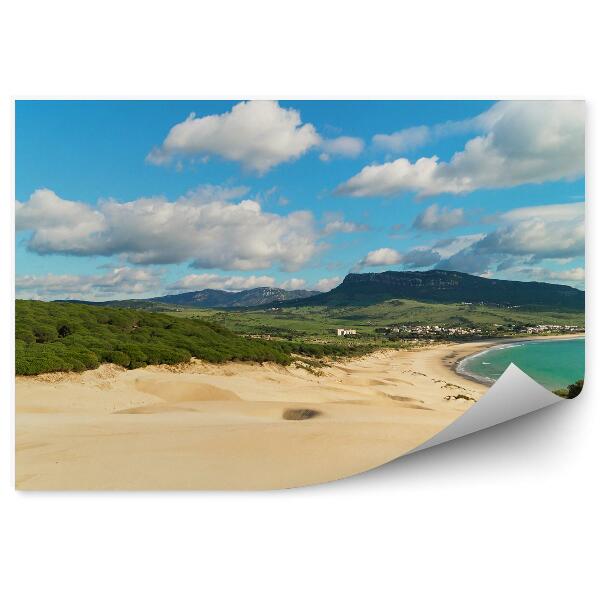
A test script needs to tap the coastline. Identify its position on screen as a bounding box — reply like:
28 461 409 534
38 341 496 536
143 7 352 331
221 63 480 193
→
16 336 580 490
453 333 585 385
16 342 489 490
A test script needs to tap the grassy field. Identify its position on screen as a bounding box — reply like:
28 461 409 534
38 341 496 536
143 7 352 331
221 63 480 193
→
15 301 375 376
164 298 585 341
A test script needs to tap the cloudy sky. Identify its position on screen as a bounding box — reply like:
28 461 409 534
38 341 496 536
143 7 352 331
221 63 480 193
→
15 100 585 300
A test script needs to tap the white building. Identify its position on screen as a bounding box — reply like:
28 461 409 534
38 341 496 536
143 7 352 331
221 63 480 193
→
337 328 357 336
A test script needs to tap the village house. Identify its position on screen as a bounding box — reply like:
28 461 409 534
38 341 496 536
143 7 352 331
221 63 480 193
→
337 328 357 336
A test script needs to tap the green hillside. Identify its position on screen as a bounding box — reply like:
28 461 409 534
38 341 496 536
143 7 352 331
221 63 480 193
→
166 298 585 340
15 300 366 376
280 270 584 310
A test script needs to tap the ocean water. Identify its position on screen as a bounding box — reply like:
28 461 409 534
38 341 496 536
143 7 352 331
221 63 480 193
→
459 337 585 392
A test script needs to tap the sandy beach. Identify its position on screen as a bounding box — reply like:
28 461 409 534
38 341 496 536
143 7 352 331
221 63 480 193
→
16 339 503 490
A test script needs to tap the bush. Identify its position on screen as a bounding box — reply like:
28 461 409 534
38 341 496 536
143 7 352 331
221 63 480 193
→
554 379 584 399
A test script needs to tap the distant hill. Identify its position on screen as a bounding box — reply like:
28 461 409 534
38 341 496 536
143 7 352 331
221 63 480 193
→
149 287 319 307
55 271 584 312
59 287 320 309
277 270 584 311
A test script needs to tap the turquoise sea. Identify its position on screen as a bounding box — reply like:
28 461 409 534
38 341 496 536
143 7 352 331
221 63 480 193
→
459 337 585 392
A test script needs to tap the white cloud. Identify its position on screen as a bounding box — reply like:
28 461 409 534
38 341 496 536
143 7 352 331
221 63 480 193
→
147 100 320 174
280 278 307 291
431 203 584 275
432 234 486 258
352 199 584 282
337 101 584 197
168 273 276 292
16 189 105 254
16 267 163 300
476 202 584 260
319 136 364 162
372 116 481 155
323 217 368 235
501 266 585 286
354 234 485 273
358 247 403 267
373 126 430 153
412 203 466 231
314 276 342 292
16 186 321 272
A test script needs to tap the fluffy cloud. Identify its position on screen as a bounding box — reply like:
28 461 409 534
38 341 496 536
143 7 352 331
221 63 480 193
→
314 276 342 292
358 247 403 267
337 101 584 197
16 186 321 272
167 273 277 292
319 136 364 161
353 200 584 283
16 267 162 300
354 234 484 272
16 189 105 254
280 278 307 291
354 246 441 271
412 203 466 231
476 202 584 260
429 203 583 276
147 100 320 174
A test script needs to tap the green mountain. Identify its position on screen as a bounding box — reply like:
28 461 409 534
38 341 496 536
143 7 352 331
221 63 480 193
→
59 287 319 309
278 270 584 311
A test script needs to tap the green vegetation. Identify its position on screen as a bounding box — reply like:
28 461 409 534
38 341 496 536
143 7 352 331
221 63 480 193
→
15 301 370 376
162 299 585 341
16 296 585 376
554 379 584 398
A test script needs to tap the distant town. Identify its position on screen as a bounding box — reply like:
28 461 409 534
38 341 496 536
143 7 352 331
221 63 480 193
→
373 323 584 341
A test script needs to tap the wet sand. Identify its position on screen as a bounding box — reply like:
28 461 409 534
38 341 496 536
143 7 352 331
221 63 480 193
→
16 341 500 490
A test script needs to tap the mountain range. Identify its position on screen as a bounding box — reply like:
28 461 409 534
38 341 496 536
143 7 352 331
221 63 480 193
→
61 287 319 309
57 270 584 311
147 287 318 307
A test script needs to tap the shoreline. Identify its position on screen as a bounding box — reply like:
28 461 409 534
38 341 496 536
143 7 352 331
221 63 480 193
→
452 333 585 386
15 335 580 490
16 342 486 490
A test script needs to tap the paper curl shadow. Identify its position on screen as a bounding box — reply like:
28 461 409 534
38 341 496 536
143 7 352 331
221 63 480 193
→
409 363 564 454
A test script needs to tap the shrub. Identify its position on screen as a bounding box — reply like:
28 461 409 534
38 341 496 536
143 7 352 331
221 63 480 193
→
554 379 584 399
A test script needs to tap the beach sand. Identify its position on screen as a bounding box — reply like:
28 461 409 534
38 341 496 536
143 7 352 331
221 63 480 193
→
15 341 495 490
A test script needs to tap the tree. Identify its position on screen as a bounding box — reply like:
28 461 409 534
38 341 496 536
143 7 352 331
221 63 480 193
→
58 324 72 338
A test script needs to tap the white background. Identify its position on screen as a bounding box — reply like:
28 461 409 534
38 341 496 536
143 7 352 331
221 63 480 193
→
0 2 597 598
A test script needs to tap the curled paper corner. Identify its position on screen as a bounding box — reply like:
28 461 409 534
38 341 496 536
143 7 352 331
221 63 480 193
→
409 363 565 455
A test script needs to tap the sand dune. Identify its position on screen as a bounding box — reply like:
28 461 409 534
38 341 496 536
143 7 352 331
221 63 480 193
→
16 342 491 490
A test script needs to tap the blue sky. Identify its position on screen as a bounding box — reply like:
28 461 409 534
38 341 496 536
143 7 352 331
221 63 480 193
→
15 100 585 299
